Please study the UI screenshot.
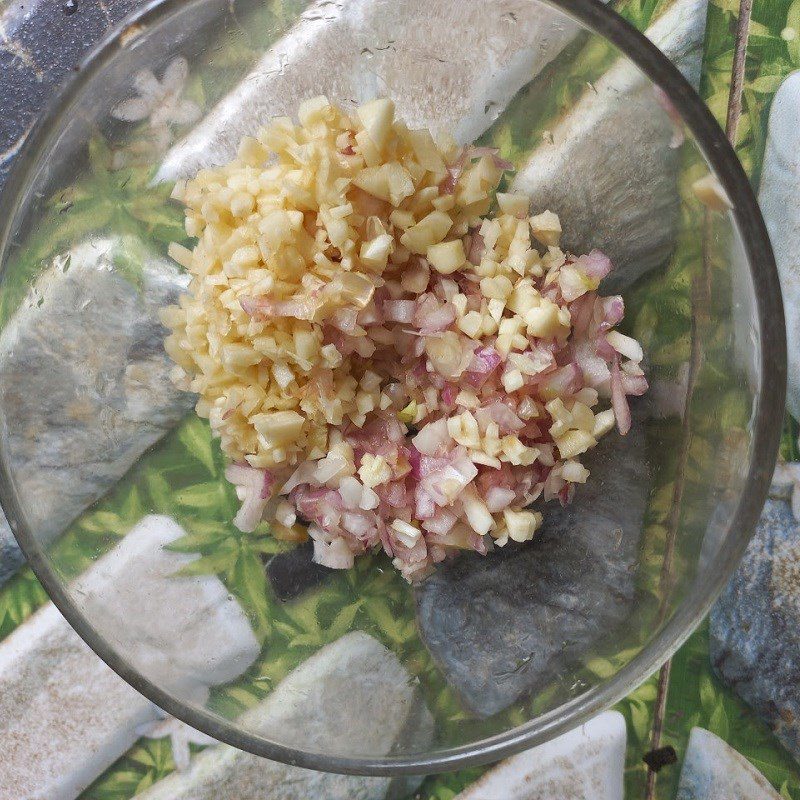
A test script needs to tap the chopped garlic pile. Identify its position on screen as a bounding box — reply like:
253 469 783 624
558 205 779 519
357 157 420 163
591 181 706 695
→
164 96 648 581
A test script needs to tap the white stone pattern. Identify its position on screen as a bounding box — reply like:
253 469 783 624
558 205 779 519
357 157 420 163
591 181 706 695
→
0 515 260 800
138 631 433 800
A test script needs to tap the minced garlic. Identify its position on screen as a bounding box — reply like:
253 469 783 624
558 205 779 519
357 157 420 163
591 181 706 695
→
163 96 502 470
163 96 649 580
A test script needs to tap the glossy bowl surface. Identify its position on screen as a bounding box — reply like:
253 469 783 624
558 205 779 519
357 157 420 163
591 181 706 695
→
0 0 785 775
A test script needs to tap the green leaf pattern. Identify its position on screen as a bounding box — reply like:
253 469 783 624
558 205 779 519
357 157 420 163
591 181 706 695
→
0 0 799 797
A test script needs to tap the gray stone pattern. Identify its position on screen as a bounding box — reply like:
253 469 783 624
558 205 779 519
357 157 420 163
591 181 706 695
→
0 0 147 188
0 238 193 583
710 494 800 762
0 0 175 578
414 404 649 717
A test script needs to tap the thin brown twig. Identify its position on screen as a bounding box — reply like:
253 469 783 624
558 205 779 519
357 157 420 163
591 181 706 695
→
644 229 708 800
645 260 711 800
726 0 754 144
644 658 674 797
644 0 751 796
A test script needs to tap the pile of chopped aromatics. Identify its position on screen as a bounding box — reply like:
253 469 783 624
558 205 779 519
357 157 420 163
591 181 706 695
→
163 96 648 582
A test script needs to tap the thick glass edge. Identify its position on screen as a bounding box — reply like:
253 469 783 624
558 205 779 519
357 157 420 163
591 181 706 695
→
0 0 786 776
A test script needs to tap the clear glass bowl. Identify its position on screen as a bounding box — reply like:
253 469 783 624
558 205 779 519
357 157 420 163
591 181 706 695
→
0 0 785 776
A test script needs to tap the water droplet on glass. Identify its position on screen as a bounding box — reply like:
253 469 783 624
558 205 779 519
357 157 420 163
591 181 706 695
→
28 288 44 308
55 253 72 273
570 677 589 693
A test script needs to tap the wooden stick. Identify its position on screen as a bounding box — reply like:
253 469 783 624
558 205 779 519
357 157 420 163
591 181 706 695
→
726 0 754 144
644 2 751 795
645 658 674 798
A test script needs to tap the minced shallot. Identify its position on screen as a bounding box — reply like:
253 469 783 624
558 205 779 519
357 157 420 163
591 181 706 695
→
164 96 648 582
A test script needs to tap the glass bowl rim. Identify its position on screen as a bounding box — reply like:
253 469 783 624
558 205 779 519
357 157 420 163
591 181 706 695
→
0 0 786 776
